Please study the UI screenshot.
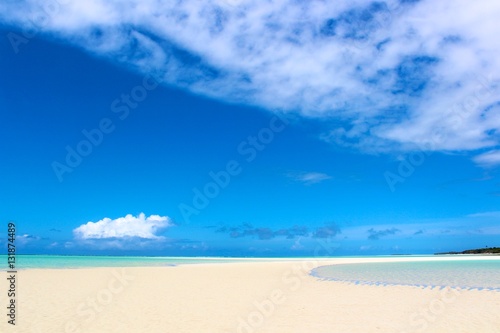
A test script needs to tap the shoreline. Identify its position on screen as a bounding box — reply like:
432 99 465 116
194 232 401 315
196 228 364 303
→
3 254 500 271
0 254 500 271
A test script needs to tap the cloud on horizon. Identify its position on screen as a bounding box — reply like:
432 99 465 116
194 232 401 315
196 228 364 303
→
313 223 342 238
367 227 400 240
1 0 500 161
16 234 42 245
467 211 500 218
73 213 171 240
216 222 340 240
63 237 206 252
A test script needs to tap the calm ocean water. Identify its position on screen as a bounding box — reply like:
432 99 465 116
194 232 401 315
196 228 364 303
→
0 255 254 269
1 254 429 269
0 254 429 269
312 259 500 291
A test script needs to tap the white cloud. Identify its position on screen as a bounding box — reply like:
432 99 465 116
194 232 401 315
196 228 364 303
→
1 0 500 158
473 150 500 167
73 213 171 239
16 234 41 245
288 171 332 185
290 237 304 250
341 215 500 241
467 211 500 218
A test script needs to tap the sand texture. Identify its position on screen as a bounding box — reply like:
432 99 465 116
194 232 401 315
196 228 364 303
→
2 257 499 333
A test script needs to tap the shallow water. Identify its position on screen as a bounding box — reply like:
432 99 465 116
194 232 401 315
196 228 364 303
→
0 255 248 269
311 259 500 291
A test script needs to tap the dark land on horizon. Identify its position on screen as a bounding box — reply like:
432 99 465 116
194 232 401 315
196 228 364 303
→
435 247 500 255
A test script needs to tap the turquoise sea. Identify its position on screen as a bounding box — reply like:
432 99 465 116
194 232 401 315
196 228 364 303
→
312 259 500 291
2 255 499 291
0 255 254 269
0 254 427 269
0 254 428 269
0 255 426 270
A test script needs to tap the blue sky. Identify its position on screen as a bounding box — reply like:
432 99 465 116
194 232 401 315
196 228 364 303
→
1 0 499 256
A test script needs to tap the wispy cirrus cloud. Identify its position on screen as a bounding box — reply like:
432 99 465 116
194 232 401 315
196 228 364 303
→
467 211 500 218
1 0 500 162
287 171 332 185
473 150 500 167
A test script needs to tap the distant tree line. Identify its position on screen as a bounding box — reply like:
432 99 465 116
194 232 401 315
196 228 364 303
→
435 247 500 255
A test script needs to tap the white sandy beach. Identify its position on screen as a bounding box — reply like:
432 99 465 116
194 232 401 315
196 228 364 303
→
3 257 500 333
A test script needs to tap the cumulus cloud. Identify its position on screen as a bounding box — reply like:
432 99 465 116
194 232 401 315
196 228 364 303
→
73 213 171 239
287 171 332 185
2 0 500 159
